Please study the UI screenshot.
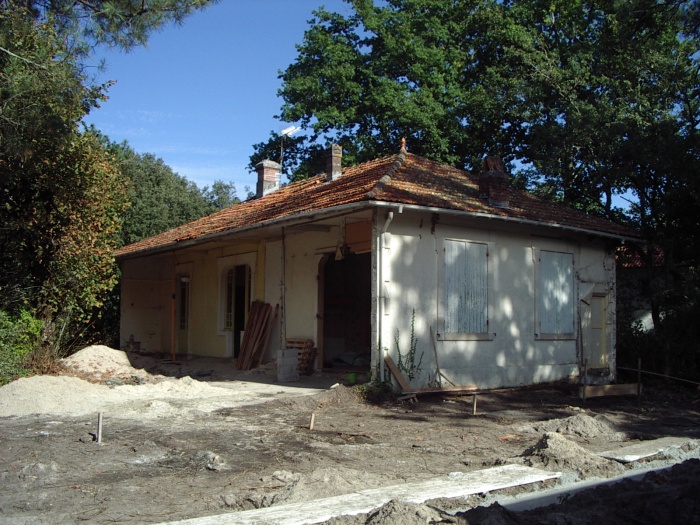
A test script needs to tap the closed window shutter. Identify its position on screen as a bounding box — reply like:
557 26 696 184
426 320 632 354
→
445 240 488 334
539 251 574 334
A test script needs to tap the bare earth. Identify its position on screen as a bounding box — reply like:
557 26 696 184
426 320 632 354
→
0 346 699 524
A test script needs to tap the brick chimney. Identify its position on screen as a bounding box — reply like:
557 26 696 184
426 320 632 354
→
255 159 281 198
479 156 509 208
326 144 342 182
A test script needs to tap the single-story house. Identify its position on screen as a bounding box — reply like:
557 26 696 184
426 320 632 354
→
115 143 637 390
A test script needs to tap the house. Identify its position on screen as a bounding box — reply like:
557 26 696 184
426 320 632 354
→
115 143 637 390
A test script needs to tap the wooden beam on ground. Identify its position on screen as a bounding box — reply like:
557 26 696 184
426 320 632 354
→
577 383 640 399
383 355 411 392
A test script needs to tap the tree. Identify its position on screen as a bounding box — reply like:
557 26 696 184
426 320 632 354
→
251 0 526 176
202 180 241 211
254 0 700 379
0 0 215 355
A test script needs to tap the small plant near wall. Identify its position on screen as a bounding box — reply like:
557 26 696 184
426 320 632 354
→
396 309 423 382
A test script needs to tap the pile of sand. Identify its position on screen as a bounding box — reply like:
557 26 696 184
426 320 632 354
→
0 374 237 418
519 413 627 441
521 432 625 480
61 345 156 382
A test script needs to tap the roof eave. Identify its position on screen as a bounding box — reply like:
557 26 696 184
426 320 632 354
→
115 200 374 261
372 201 639 243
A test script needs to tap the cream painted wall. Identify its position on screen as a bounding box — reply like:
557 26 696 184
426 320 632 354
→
121 209 616 389
380 211 616 390
120 255 172 353
261 228 340 363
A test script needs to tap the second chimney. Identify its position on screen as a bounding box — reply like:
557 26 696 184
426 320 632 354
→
326 144 342 182
479 156 509 208
255 159 281 198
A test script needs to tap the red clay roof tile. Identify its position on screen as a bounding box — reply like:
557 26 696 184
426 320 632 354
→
116 151 637 258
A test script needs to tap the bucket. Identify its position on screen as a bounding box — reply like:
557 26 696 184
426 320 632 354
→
347 372 357 385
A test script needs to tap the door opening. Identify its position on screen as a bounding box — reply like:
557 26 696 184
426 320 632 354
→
321 252 371 370
225 265 250 358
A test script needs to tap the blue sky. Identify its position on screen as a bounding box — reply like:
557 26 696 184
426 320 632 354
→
84 1 349 195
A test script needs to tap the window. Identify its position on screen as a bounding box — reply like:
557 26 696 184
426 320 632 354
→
439 239 491 340
537 250 575 339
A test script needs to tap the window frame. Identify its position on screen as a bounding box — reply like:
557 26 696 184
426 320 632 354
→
437 237 494 341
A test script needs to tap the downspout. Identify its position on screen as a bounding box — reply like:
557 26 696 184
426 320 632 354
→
280 227 287 351
170 255 177 362
377 209 396 381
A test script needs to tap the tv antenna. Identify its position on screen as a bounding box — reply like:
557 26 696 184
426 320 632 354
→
279 125 300 166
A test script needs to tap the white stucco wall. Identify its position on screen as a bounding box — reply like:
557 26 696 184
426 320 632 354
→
379 210 616 390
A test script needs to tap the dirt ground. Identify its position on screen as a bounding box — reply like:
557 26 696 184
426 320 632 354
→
1 347 699 524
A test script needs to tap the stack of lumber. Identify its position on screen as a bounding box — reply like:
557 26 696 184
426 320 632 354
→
236 302 278 371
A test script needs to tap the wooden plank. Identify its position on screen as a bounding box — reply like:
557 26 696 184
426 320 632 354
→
409 385 478 394
242 303 270 370
577 383 640 399
256 304 279 368
383 355 411 392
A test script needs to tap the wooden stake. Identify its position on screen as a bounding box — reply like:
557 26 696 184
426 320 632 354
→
582 360 588 403
97 412 103 444
309 413 316 431
472 394 478 416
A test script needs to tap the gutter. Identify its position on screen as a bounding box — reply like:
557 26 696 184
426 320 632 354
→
117 197 637 262
371 201 639 243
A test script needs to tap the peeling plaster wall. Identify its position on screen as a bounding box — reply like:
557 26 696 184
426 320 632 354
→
380 210 616 390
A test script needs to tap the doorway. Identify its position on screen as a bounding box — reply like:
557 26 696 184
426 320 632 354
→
320 252 371 369
224 264 250 358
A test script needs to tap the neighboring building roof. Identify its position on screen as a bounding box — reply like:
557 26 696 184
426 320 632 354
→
116 148 638 259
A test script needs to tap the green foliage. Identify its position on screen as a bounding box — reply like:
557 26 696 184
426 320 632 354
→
103 139 224 245
256 0 700 378
0 310 42 385
395 309 423 382
0 0 213 353
353 381 396 404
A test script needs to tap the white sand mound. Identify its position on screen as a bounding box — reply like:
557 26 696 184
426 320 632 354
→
61 345 148 380
0 375 236 418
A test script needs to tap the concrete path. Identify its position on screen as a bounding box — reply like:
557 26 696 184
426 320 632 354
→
158 464 560 525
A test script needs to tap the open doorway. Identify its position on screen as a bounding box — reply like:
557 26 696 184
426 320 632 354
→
320 252 371 370
224 264 250 359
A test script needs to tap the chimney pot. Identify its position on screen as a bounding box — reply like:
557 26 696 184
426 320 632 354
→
255 159 281 198
326 144 342 181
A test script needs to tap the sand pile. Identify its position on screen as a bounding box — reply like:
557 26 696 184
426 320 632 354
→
61 345 156 383
521 432 625 480
0 374 238 418
519 413 627 441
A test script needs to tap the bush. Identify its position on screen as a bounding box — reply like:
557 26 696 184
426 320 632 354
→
0 309 42 385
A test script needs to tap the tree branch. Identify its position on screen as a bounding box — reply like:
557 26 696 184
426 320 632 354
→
0 46 48 70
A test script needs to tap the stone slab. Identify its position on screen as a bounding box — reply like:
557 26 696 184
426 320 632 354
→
157 464 560 525
598 437 691 463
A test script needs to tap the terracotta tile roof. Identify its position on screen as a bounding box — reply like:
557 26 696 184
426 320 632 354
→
116 150 637 258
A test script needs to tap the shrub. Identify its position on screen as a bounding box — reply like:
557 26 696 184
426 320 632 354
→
0 309 42 385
